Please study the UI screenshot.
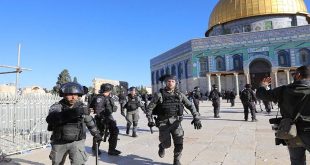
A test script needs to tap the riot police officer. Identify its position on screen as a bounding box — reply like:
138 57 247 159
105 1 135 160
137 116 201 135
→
192 86 202 113
208 84 222 118
256 65 310 165
146 74 202 165
240 84 257 122
90 83 121 156
122 87 145 137
46 82 101 165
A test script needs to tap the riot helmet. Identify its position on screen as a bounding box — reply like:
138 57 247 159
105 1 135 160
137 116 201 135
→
99 83 113 93
128 86 136 91
245 84 252 89
194 86 200 91
212 84 218 89
59 82 84 97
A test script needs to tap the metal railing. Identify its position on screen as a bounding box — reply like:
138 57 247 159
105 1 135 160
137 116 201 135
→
0 93 60 155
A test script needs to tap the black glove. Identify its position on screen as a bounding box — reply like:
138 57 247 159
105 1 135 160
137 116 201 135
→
94 133 102 142
191 118 202 129
148 121 155 128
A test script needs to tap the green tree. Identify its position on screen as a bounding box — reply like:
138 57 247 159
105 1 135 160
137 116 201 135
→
73 77 78 83
52 69 72 94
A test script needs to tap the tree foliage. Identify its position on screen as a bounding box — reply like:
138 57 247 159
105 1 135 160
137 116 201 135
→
52 69 72 94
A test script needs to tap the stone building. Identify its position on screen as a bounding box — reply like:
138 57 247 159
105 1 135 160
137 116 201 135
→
92 78 128 94
150 0 310 95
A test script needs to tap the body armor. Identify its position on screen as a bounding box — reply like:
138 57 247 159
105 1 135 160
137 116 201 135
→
157 90 183 117
125 95 139 111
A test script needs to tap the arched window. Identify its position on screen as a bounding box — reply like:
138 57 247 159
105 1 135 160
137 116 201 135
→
232 54 243 70
177 63 183 79
215 56 225 71
184 60 189 79
171 65 176 76
160 68 165 77
199 57 208 76
299 48 310 65
277 50 290 67
165 67 170 75
156 70 160 84
151 71 155 85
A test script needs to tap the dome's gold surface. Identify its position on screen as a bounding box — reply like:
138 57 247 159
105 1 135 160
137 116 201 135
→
209 0 309 29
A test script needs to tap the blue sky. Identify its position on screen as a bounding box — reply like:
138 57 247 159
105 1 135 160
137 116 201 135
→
0 0 309 89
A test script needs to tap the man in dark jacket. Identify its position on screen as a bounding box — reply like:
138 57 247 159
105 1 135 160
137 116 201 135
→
122 86 145 137
146 74 202 165
256 65 310 165
192 86 202 113
90 83 121 156
209 84 222 118
46 82 101 165
240 84 257 122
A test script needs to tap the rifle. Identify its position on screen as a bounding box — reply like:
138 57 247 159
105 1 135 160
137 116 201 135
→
149 116 154 134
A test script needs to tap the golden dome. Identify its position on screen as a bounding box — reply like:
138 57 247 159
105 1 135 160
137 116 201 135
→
208 0 309 29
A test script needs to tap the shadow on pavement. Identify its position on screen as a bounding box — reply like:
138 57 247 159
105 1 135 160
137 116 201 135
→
7 158 43 165
85 146 170 165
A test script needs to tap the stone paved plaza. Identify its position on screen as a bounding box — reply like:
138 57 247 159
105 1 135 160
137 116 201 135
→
6 99 310 165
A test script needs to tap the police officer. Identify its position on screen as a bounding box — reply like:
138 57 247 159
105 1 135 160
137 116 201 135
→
240 84 257 122
208 84 222 118
192 86 202 113
256 65 310 165
122 87 145 137
46 82 102 165
90 83 121 156
146 74 202 165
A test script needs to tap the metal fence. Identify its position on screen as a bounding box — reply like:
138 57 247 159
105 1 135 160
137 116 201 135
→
0 93 60 155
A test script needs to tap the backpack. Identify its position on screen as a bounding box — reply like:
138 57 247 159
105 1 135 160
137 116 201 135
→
241 89 252 102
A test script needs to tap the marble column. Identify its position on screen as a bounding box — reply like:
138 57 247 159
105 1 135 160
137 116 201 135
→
284 69 290 85
245 72 250 84
216 74 221 92
273 71 278 88
233 73 239 96
206 73 211 92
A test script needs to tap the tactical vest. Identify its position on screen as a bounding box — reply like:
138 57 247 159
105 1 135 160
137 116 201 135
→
95 95 114 116
51 105 86 142
126 95 139 111
157 89 183 117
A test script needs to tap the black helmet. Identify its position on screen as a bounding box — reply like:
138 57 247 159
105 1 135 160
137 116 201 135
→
128 86 136 91
99 83 113 93
212 84 218 88
245 84 252 88
159 74 177 82
59 82 84 97
194 86 200 91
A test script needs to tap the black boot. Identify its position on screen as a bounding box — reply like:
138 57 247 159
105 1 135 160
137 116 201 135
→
126 124 131 135
173 159 181 165
158 144 165 158
132 126 138 137
126 127 130 135
108 149 121 156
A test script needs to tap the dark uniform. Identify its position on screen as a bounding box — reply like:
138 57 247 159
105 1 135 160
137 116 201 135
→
122 87 145 137
146 74 202 165
90 83 121 156
192 86 202 113
46 82 101 165
208 84 222 118
229 90 236 107
256 65 310 165
240 84 257 122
